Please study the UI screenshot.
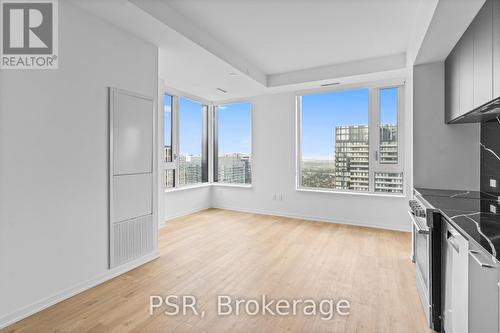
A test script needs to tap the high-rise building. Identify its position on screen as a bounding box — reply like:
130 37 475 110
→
375 124 402 193
379 124 398 164
178 154 202 185
334 125 370 191
164 146 172 163
218 153 251 184
334 124 402 193
241 155 252 184
374 171 403 193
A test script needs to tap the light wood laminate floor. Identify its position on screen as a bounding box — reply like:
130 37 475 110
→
2 209 432 333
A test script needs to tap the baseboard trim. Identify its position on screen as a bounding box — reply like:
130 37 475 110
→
160 206 211 228
212 205 411 232
0 251 159 330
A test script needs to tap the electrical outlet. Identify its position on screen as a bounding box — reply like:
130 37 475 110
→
490 179 497 188
490 204 497 214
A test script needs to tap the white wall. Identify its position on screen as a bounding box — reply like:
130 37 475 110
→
211 91 413 231
163 187 212 223
0 1 158 326
413 62 480 190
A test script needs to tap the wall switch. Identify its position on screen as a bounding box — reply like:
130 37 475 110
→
272 194 276 200
490 179 497 188
278 193 283 201
490 204 497 214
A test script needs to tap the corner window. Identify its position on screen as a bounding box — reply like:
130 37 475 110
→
298 85 404 194
214 102 252 184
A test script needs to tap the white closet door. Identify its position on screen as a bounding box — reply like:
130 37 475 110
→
109 88 155 268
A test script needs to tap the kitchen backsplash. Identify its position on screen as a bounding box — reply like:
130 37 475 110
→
481 118 500 201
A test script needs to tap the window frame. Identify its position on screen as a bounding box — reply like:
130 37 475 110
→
371 86 405 194
213 101 253 185
164 91 210 190
295 81 405 196
164 94 176 188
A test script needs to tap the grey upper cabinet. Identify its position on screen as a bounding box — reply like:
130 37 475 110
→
445 47 460 123
445 0 497 123
493 0 500 98
473 0 493 108
460 27 474 115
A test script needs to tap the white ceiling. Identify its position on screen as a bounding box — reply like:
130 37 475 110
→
165 0 420 75
72 0 485 101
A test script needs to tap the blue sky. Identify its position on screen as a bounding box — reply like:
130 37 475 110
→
302 88 397 160
164 96 203 155
164 96 251 155
178 97 202 155
380 88 398 125
164 95 172 146
218 102 251 154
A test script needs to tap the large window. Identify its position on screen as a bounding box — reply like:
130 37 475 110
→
298 85 404 194
164 94 208 189
214 102 252 184
379 88 399 164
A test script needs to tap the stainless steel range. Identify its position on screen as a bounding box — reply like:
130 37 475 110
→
409 193 442 332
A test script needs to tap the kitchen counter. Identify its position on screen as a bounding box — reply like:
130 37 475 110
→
415 187 500 261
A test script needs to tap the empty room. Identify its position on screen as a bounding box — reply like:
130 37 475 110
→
1 0 500 332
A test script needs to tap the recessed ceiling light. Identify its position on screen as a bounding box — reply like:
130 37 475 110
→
217 88 228 93
321 82 340 87
229 72 238 76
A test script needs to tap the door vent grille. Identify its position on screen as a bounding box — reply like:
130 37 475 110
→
112 214 154 267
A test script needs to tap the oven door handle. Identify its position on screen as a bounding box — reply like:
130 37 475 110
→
408 211 429 235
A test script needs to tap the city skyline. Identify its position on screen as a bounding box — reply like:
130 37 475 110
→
302 123 402 193
170 152 252 187
166 90 399 191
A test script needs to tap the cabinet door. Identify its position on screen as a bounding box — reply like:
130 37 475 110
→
493 0 500 98
442 222 453 333
446 224 469 333
460 27 474 116
445 52 452 123
445 46 460 123
473 0 493 108
468 242 498 333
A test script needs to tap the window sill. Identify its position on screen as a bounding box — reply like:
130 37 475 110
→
212 183 252 189
164 183 252 193
165 183 211 193
296 187 407 198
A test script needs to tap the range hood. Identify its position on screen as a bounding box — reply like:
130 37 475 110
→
450 97 500 124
